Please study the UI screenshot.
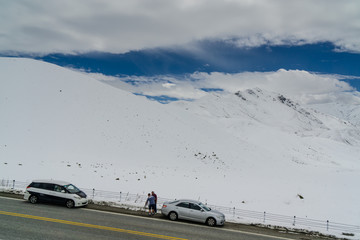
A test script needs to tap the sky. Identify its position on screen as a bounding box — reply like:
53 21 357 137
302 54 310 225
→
1 0 360 54
1 0 360 102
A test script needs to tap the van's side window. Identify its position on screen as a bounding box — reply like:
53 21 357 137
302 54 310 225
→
31 183 41 188
43 183 55 191
54 185 65 192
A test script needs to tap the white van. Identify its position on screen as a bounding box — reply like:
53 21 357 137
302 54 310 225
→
24 179 88 208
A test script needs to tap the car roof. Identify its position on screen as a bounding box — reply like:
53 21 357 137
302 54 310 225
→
32 179 72 186
172 199 202 204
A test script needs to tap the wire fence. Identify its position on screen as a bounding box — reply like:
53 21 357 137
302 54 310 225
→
81 187 174 205
1 179 359 237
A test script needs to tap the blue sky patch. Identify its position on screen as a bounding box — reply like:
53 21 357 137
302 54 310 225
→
2 40 360 90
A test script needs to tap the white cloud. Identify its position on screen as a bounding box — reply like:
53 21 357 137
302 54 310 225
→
190 70 358 104
162 83 176 89
1 0 360 53
89 73 207 99
87 68 359 105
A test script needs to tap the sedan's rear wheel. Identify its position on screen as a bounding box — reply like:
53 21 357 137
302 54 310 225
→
168 211 178 221
206 217 216 227
29 195 38 204
65 200 75 208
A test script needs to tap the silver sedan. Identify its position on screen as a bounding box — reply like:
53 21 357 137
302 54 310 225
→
161 199 225 226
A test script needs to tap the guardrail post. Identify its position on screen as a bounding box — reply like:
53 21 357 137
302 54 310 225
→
327 220 329 231
293 216 296 226
233 207 235 217
92 188 95 199
12 180 15 189
120 192 122 202
263 212 266 223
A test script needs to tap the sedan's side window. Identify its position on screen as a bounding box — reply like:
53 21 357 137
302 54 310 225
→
189 203 202 211
176 202 190 208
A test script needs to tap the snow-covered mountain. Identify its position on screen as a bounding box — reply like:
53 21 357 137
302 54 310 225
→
171 87 360 146
1 57 359 228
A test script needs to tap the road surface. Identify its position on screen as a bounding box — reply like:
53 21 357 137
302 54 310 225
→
0 195 326 240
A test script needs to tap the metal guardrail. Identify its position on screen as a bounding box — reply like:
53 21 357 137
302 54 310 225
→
80 187 174 205
1 179 359 236
0 179 28 190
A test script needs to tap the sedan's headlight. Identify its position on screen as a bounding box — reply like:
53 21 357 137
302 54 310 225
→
73 195 81 199
216 214 225 220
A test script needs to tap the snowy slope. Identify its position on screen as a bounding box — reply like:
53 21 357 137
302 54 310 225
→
171 87 360 147
1 57 360 229
0 57 262 198
310 102 360 126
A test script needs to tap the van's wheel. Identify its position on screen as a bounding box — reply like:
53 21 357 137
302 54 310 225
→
206 217 216 227
29 195 38 204
65 200 75 208
168 212 178 221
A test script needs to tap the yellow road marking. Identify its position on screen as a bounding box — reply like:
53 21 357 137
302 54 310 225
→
0 210 188 240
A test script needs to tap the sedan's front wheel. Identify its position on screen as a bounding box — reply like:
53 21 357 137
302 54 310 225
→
206 217 216 227
168 212 178 221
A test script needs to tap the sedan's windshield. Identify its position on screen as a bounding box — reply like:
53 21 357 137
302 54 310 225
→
64 184 81 193
198 202 211 211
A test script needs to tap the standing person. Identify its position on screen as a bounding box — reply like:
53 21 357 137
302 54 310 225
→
151 191 158 213
145 193 156 215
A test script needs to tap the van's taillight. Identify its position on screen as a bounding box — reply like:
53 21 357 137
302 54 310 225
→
26 186 31 188
163 204 167 208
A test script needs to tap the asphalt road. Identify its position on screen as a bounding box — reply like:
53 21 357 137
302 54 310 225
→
0 195 330 240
